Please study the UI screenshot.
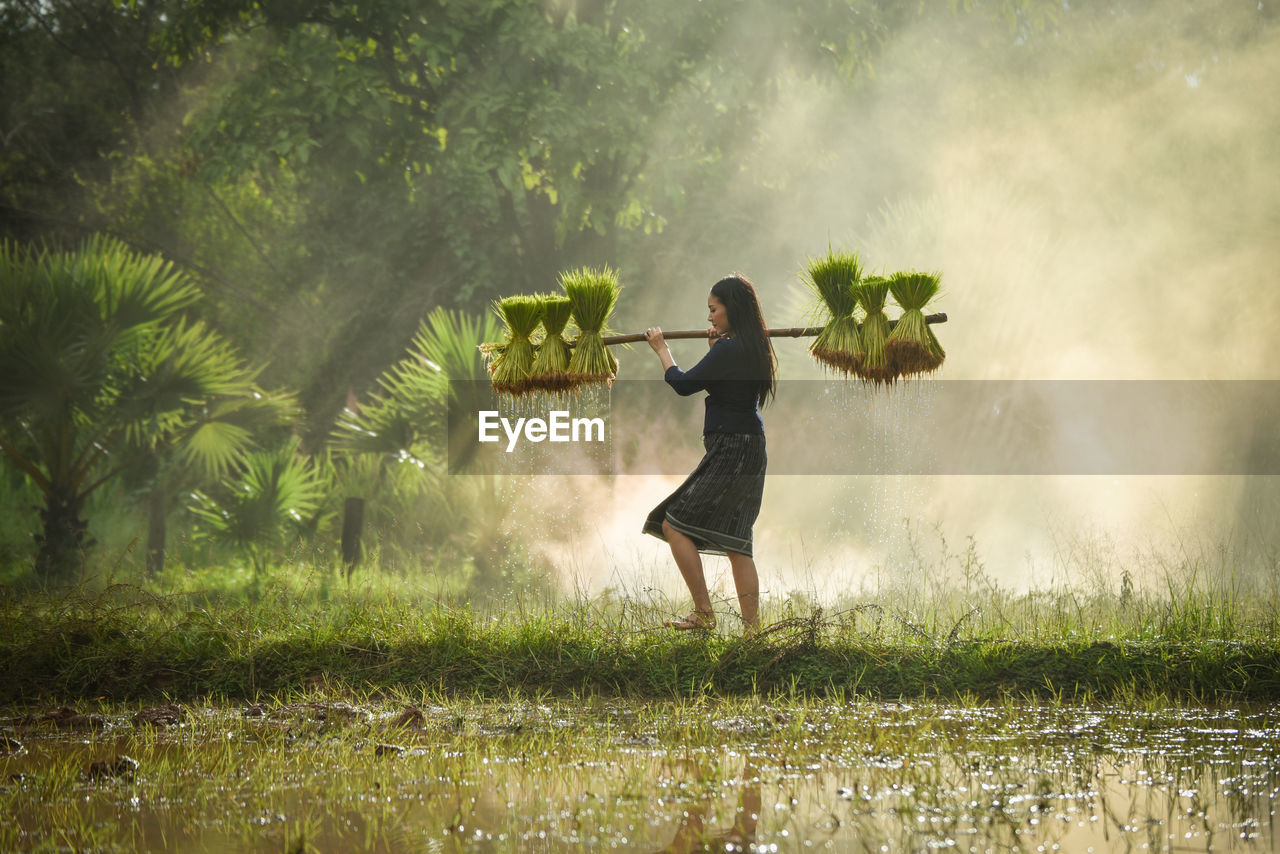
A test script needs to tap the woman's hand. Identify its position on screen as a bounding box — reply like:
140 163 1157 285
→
645 327 676 371
707 326 720 349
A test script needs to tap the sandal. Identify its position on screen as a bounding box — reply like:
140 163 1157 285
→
665 611 717 631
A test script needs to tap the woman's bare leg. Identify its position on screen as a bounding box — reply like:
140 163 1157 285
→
726 551 760 629
662 519 713 617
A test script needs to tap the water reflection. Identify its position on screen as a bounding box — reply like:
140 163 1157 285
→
0 701 1276 852
657 762 760 853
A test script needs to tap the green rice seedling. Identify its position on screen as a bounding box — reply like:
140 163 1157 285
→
488 295 544 397
529 295 575 393
886 271 945 376
855 276 896 384
563 265 621 386
803 249 864 376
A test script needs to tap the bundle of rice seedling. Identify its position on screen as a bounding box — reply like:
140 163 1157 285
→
803 249 864 376
563 265 621 386
886 271 945 376
528 295 574 392
855 276 897 384
488 294 544 396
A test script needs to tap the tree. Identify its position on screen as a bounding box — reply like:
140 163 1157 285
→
164 0 914 430
0 0 248 241
188 437 327 579
2 0 1062 455
0 235 288 578
329 306 528 582
185 0 901 291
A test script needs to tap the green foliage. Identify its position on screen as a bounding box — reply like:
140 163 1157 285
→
173 0 935 311
0 236 286 577
188 439 327 574
331 306 498 462
327 306 531 578
0 1 184 238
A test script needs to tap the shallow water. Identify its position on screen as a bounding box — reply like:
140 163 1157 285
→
2 700 1275 852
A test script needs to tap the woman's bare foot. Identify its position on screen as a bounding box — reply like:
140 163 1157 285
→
665 611 717 631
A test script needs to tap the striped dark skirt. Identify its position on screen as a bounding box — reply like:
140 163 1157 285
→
643 432 767 557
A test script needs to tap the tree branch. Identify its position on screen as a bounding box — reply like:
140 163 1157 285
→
0 437 52 496
201 183 288 285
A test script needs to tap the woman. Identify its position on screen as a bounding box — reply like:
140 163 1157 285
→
643 274 776 632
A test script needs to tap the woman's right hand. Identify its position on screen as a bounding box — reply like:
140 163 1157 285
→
646 327 676 371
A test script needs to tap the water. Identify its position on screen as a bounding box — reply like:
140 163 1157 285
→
802 378 940 558
491 383 615 558
2 699 1275 852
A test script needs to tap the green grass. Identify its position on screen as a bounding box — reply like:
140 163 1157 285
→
5 538 1275 852
2 567 1278 704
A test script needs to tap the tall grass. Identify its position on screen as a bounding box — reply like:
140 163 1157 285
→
1 554 1277 704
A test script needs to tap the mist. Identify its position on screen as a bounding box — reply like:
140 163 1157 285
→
545 1 1280 600
8 0 1273 598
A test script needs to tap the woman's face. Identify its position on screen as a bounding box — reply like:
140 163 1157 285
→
707 293 731 336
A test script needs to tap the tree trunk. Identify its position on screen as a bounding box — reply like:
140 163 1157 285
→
34 486 91 580
146 485 166 575
341 497 365 577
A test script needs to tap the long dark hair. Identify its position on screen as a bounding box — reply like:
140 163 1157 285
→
711 274 776 408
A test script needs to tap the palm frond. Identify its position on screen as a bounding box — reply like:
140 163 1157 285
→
81 234 201 332
414 306 500 386
180 421 255 480
175 390 298 480
188 438 326 551
331 307 495 460
113 320 260 451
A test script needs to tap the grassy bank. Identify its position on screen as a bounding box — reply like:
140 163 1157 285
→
2 567 1278 705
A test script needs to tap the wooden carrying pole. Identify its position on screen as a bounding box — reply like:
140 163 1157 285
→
599 312 947 346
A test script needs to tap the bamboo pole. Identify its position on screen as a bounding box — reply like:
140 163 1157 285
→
597 312 948 346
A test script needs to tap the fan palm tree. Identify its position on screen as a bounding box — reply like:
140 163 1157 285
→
330 306 498 464
329 306 510 577
188 438 327 578
142 381 298 575
0 236 289 578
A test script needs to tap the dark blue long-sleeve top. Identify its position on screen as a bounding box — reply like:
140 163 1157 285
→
664 336 764 435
